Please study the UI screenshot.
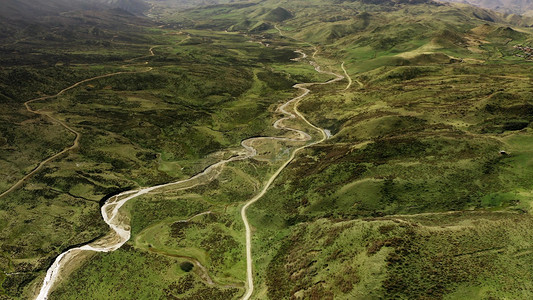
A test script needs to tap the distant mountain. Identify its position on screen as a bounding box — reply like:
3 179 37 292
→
440 0 533 16
0 0 94 19
167 0 531 34
0 0 153 46
149 0 233 10
0 0 149 20
96 0 150 15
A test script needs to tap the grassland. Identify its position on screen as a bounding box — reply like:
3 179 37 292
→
2 0 533 299
247 61 533 298
0 9 326 298
158 0 533 299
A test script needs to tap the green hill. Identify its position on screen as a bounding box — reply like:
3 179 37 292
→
0 0 148 19
443 0 533 16
263 7 293 22
153 0 533 299
2 0 533 299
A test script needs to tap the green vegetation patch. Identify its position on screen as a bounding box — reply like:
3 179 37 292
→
251 212 533 299
50 245 241 300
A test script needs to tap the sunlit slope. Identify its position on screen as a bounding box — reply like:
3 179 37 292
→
1 0 533 299
158 1 533 299
442 0 533 16
0 0 148 20
163 0 533 69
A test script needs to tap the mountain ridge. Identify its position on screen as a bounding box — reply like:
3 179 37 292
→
0 0 149 20
440 0 533 16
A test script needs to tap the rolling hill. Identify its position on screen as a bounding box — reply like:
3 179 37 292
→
1 0 533 299
441 0 533 16
0 0 149 20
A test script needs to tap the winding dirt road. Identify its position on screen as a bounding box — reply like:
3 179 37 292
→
1 45 158 201
34 46 344 299
341 62 353 90
240 50 344 300
0 69 151 200
341 62 364 90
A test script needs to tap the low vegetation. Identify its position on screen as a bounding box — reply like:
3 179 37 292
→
0 8 317 298
1 0 533 299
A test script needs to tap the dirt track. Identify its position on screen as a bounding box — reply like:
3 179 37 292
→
34 44 344 300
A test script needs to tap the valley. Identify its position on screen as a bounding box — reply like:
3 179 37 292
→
1 0 533 299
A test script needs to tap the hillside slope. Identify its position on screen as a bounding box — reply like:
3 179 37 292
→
441 0 533 16
154 0 533 299
0 0 148 19
1 0 533 299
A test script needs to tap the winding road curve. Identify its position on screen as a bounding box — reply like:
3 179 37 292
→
0 69 151 200
34 46 344 299
341 62 363 90
240 50 344 300
341 62 353 90
241 26 350 299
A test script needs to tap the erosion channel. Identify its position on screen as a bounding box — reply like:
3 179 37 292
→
35 49 345 300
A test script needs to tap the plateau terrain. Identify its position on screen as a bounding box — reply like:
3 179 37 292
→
1 0 532 299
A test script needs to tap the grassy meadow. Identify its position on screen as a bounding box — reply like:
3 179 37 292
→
0 14 321 298
164 1 533 298
2 0 533 299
